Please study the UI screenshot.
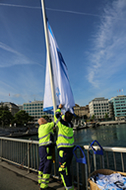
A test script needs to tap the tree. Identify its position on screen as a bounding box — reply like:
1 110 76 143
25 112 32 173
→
91 115 95 121
0 103 9 111
105 113 109 120
14 110 34 126
42 115 51 122
0 110 14 127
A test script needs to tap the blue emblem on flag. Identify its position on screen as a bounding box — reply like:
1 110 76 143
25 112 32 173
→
56 87 60 97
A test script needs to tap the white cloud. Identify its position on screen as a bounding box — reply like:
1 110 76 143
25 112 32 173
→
87 0 126 88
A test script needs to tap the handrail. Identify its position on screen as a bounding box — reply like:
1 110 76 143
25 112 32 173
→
1 137 126 152
0 137 39 144
1 138 126 164
84 145 126 153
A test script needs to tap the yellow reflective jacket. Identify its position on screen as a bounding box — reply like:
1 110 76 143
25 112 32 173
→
38 122 54 146
54 109 74 149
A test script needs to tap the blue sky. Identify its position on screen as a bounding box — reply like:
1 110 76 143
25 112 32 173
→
0 0 126 106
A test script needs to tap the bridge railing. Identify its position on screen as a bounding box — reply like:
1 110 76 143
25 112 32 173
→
83 145 126 175
0 137 39 172
1 137 126 190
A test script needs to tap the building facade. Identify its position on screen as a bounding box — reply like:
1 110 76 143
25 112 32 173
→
0 102 19 116
109 95 126 120
18 105 23 110
89 97 111 119
74 104 90 118
22 101 53 122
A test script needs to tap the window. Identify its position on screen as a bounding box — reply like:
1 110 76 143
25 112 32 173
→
116 104 120 107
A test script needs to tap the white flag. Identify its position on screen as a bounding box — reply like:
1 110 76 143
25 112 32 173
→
43 21 75 114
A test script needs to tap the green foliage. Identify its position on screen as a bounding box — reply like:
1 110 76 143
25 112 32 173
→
105 113 109 121
14 110 34 126
0 110 14 127
0 104 36 127
105 113 109 118
0 104 9 111
42 115 50 122
91 115 95 120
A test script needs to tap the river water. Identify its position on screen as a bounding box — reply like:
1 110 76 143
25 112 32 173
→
27 124 126 148
74 123 126 147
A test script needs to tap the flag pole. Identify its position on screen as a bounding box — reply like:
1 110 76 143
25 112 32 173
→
41 0 57 113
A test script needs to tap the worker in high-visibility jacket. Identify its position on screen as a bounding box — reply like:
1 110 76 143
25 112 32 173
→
54 104 74 190
38 117 55 190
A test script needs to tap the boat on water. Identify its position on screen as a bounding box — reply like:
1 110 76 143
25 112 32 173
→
73 121 99 130
73 123 88 130
6 130 38 138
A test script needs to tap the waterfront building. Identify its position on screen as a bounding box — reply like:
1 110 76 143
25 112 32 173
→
20 101 53 122
89 97 112 119
18 105 23 110
74 104 90 118
109 95 126 120
0 102 19 116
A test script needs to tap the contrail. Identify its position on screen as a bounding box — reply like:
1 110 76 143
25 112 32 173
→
46 8 126 21
0 3 39 9
0 3 125 20
46 8 102 18
0 3 41 9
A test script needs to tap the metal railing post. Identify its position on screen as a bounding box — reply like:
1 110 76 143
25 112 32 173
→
113 152 116 171
121 152 124 172
27 142 30 173
93 154 97 171
87 149 91 175
0 139 2 162
81 148 88 190
76 162 79 190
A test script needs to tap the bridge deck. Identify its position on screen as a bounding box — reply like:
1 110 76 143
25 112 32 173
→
0 161 64 190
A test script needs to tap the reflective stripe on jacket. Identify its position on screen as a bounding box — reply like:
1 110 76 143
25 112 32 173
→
38 122 54 146
54 109 74 149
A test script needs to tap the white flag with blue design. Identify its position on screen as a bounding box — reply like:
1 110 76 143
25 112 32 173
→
43 21 75 114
